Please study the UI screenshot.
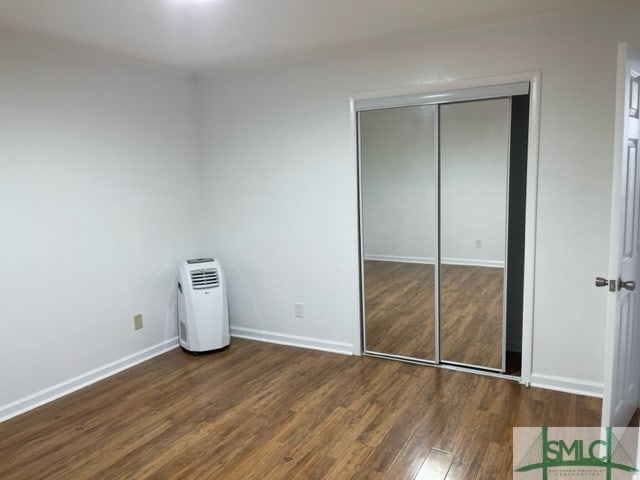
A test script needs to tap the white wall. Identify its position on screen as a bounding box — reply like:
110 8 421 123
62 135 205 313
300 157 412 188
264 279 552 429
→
198 3 640 394
0 31 204 416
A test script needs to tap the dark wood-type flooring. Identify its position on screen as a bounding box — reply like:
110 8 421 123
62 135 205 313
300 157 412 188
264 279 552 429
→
364 261 504 369
0 338 600 479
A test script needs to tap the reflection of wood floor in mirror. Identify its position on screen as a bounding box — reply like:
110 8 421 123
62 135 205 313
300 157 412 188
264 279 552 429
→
364 260 509 371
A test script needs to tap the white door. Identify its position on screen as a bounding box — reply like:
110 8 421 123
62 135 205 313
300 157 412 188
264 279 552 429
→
601 42 640 427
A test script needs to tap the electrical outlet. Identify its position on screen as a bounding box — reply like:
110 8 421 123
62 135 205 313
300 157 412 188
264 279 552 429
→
295 302 304 318
474 239 482 249
134 314 143 330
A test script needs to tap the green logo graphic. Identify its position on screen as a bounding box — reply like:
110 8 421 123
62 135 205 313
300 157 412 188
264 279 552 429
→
514 427 638 480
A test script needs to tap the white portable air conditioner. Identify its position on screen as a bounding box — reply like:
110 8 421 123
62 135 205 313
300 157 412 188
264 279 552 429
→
177 258 230 353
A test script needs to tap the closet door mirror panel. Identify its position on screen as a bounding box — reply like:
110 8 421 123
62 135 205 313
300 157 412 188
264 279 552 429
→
439 98 509 370
360 105 437 361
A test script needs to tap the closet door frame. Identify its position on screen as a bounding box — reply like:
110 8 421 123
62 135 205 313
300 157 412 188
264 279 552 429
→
352 71 541 384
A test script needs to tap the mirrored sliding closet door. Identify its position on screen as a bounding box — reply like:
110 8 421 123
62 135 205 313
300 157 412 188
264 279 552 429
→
439 98 509 371
359 105 437 362
358 83 528 374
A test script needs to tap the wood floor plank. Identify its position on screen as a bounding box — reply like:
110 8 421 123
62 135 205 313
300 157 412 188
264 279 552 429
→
414 448 454 480
472 441 513 480
0 338 600 479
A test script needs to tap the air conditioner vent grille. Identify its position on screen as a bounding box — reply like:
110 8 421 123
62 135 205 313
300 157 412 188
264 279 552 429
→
190 268 219 289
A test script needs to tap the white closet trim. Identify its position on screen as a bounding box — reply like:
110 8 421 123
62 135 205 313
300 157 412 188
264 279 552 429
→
354 82 530 111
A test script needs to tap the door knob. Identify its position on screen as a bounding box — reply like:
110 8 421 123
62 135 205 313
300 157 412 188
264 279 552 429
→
619 279 636 291
595 277 616 292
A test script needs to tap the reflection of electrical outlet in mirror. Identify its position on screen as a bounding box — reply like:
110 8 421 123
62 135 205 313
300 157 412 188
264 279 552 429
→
474 239 482 248
295 302 304 318
134 314 143 330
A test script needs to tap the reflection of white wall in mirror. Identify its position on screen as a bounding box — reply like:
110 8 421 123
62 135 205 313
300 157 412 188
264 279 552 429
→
360 105 436 262
440 98 509 267
361 98 508 267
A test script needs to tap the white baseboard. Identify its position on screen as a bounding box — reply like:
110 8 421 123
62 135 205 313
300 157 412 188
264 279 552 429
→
230 326 353 355
0 337 179 423
529 373 603 398
364 254 504 268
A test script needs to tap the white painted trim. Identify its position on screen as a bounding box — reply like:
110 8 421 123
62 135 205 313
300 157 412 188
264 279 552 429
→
351 71 542 105
363 254 504 268
231 326 353 355
0 337 179 423
530 373 603 398
519 71 542 387
354 82 530 111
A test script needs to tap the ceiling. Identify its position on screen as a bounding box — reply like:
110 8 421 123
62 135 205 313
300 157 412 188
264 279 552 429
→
0 0 622 71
